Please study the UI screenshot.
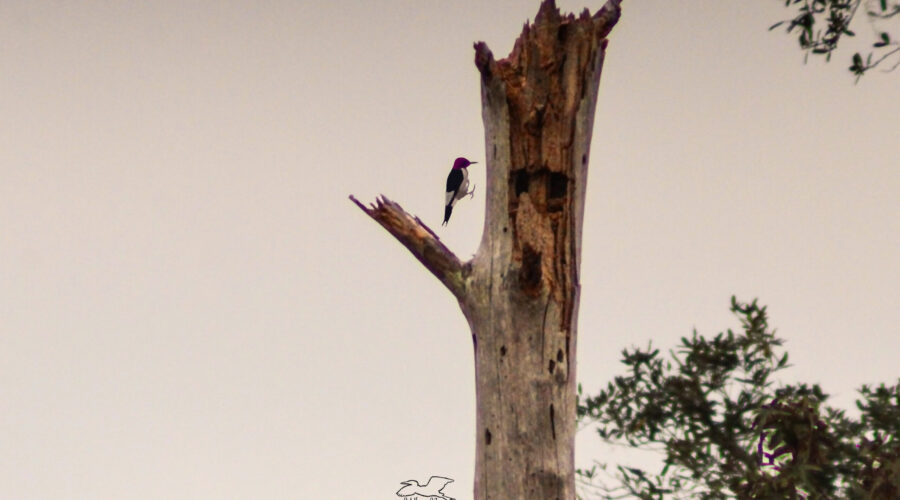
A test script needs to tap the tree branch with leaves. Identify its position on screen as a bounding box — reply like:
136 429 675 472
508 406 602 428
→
576 297 900 499
771 0 900 80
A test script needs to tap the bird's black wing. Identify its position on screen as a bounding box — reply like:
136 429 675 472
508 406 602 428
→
445 169 464 199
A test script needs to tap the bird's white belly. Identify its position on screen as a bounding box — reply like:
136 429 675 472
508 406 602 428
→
456 169 469 201
457 178 469 201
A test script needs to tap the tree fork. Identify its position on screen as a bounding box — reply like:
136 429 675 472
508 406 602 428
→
351 1 620 498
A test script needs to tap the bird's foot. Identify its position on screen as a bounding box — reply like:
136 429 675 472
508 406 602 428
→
467 184 476 199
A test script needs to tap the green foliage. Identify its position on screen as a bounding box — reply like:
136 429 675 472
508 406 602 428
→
770 0 900 80
576 297 900 499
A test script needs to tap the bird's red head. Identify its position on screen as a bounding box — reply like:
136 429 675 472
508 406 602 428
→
453 157 477 169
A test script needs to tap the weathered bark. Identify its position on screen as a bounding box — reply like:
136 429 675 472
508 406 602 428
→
351 1 620 499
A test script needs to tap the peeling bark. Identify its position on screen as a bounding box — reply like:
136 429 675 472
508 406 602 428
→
351 1 620 499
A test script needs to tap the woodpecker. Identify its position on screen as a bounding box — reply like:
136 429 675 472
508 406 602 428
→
443 157 477 225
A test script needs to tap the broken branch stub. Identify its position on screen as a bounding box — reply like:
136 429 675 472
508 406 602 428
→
349 195 467 299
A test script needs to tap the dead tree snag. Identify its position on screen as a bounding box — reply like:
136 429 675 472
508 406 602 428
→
351 1 620 499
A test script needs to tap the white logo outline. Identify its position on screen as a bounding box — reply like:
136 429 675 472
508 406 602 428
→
396 475 455 500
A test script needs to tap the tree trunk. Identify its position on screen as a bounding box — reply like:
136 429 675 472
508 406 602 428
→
351 1 620 499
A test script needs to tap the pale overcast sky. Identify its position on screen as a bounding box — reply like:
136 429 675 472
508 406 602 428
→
2 1 898 499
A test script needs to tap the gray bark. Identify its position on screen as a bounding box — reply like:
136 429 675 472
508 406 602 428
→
351 1 620 498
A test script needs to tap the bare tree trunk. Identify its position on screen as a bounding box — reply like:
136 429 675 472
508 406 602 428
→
351 1 620 499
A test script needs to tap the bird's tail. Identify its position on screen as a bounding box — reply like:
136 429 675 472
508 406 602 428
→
442 205 453 226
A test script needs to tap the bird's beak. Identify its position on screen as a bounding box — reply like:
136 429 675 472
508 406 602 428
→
470 161 478 164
